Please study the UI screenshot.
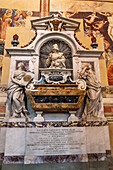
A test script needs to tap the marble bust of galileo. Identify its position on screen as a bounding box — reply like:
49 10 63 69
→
46 44 66 69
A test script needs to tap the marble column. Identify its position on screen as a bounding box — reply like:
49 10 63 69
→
40 0 50 17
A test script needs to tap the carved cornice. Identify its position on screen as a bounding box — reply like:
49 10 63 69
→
5 48 37 56
31 14 80 31
76 49 104 58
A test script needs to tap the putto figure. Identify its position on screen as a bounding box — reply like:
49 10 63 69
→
79 64 102 118
7 62 32 118
46 44 66 69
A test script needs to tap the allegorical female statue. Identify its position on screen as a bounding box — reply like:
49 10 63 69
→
79 64 102 118
46 44 66 69
7 62 32 118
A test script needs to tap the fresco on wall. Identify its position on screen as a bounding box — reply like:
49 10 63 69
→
50 0 113 85
0 8 33 82
72 12 113 86
83 12 113 86
0 8 33 40
0 55 3 82
50 9 113 85
0 3 113 85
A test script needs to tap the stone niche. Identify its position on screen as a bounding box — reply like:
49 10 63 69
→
0 14 111 165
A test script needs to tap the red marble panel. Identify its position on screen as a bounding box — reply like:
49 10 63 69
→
0 105 6 113
104 106 113 113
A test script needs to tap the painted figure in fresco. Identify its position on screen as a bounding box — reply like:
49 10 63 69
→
13 10 32 27
84 12 113 52
46 44 66 69
107 58 113 85
92 20 107 30
79 64 102 118
84 13 99 24
7 62 32 118
0 9 12 40
2 9 12 26
13 10 25 27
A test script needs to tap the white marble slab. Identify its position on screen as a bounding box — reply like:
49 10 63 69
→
43 113 69 121
103 98 113 104
0 128 6 153
25 127 87 156
4 128 26 156
86 127 106 153
104 126 111 150
8 118 26 122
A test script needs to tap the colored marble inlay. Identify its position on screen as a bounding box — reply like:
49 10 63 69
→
88 153 106 162
0 153 4 160
0 105 6 113
104 106 113 112
106 150 111 157
0 121 108 128
25 154 88 164
25 85 86 112
3 156 24 164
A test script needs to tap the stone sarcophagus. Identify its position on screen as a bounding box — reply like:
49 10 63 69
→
25 84 86 113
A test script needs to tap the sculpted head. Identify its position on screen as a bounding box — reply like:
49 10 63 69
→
52 44 59 51
17 62 25 70
83 63 92 70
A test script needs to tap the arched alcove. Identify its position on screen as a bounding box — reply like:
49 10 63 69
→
39 39 72 69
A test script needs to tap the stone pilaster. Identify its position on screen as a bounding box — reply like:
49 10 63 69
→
40 0 50 17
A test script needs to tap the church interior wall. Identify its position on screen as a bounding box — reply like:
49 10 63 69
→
0 0 113 169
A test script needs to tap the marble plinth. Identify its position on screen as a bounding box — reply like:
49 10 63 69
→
86 127 106 154
43 113 69 121
3 117 26 123
68 113 79 122
33 112 44 122
0 128 6 154
1 121 111 164
4 128 26 156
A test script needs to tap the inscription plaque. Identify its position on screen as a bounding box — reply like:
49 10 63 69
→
25 127 86 156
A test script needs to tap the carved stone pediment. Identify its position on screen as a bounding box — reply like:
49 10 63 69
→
31 14 80 31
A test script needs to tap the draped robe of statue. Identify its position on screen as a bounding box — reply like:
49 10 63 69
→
6 62 34 118
80 64 102 117
7 69 27 117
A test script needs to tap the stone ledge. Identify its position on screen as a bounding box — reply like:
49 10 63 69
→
103 98 113 104
105 113 113 117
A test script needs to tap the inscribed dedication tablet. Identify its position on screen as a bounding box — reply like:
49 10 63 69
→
25 127 86 156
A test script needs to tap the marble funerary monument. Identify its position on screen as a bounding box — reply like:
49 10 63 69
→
0 14 111 164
